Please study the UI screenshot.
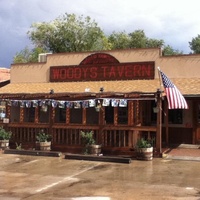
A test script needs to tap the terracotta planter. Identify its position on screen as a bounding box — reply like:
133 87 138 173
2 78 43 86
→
38 141 51 151
136 147 153 161
0 140 9 149
88 144 102 155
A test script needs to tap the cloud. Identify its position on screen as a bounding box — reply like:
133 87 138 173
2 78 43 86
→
0 0 200 67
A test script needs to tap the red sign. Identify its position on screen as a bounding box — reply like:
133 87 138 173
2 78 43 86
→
50 62 155 82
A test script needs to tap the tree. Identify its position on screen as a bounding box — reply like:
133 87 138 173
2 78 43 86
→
162 45 183 56
146 38 164 48
108 31 130 49
108 29 164 50
13 47 46 63
189 34 200 54
28 13 108 53
129 30 147 48
13 13 184 64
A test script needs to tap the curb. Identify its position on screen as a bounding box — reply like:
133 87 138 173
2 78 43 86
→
165 155 200 162
64 153 132 164
4 149 62 157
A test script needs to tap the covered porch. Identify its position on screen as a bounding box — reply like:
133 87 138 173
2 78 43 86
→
0 89 163 157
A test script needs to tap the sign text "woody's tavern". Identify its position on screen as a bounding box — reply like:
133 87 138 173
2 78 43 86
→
50 62 155 82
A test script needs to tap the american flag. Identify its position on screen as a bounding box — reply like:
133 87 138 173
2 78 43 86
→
159 69 188 109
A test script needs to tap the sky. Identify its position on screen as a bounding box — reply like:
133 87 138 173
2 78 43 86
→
1 0 200 68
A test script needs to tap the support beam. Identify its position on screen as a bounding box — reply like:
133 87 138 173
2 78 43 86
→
156 89 162 154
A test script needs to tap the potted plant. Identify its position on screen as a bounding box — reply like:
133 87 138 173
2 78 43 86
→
0 126 12 149
36 129 51 151
135 138 154 161
80 130 101 155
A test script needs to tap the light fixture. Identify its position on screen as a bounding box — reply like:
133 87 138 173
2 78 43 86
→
49 89 54 94
100 87 104 92
95 100 102 112
85 88 90 92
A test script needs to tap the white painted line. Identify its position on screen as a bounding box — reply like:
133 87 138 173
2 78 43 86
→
185 187 194 190
36 163 100 193
71 197 110 200
23 159 39 165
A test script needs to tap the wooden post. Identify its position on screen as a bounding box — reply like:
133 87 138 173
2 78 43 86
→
49 106 55 137
66 108 70 124
6 104 11 122
82 108 86 125
164 100 169 145
35 107 39 123
98 106 105 145
114 107 118 125
20 107 24 123
156 89 162 154
128 101 134 126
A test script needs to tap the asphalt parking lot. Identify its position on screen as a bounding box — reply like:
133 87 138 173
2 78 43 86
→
0 152 199 200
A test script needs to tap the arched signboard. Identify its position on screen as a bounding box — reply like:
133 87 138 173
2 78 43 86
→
50 53 155 82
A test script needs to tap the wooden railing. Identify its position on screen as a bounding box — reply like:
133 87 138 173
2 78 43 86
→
2 123 156 152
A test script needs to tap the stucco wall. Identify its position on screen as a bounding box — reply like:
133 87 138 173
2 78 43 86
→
0 68 10 82
10 48 200 83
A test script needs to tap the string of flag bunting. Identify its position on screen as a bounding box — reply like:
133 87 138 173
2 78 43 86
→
3 97 155 109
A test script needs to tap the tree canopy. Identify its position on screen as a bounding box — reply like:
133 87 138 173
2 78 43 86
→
189 34 200 54
28 13 109 53
108 30 164 49
13 13 198 64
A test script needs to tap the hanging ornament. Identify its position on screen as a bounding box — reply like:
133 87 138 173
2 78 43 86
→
119 99 127 107
74 101 82 109
32 100 38 108
25 101 31 108
89 99 95 107
82 100 89 108
66 101 73 108
51 100 58 108
19 100 25 108
41 105 48 112
95 100 102 112
111 99 119 107
11 100 18 107
102 99 110 106
58 101 65 108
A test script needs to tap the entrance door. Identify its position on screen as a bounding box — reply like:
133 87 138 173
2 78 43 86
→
168 108 193 145
195 101 200 143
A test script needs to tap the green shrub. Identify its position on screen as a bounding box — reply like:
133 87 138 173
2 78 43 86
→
0 127 12 140
136 138 153 148
36 129 51 142
80 131 95 146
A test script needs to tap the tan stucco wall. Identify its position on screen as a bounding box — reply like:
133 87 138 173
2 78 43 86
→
0 68 10 82
10 48 200 83
157 55 200 78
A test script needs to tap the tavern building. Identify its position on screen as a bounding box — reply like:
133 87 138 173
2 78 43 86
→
0 48 199 156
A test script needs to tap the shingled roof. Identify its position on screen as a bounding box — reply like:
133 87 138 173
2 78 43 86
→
0 78 199 99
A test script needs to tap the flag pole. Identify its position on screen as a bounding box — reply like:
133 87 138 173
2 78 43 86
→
156 67 163 155
157 67 169 147
157 66 163 89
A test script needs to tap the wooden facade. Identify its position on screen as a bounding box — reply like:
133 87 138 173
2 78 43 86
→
0 48 200 156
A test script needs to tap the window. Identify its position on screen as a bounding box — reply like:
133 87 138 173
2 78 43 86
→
55 108 66 123
39 106 49 123
11 106 20 122
105 106 114 124
118 107 128 124
24 107 35 122
86 107 99 124
198 103 200 123
0 101 6 120
168 109 182 124
70 108 82 124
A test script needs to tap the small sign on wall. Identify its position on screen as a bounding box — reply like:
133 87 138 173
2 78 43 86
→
3 118 9 123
